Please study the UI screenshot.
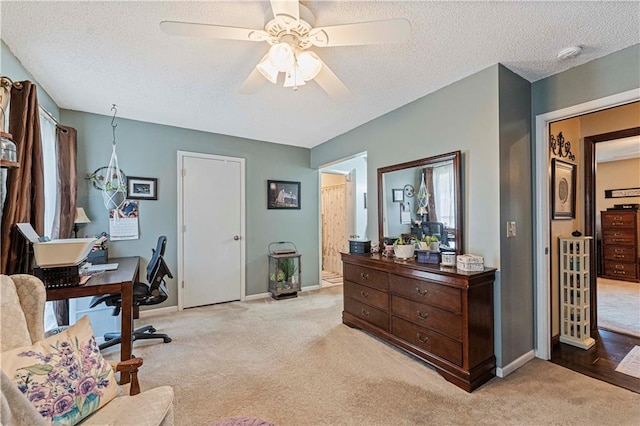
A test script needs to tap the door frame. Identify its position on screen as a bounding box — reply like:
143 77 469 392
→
584 126 640 329
176 151 246 310
534 88 639 360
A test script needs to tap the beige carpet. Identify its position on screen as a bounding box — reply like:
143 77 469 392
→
105 287 640 425
598 278 640 337
616 346 640 379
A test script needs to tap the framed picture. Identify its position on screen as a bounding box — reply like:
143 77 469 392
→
126 176 157 200
392 188 404 202
551 159 576 219
268 180 301 209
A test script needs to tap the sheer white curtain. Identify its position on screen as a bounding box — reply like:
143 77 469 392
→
433 163 454 228
39 107 60 331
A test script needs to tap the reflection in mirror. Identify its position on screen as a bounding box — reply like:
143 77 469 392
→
378 151 462 255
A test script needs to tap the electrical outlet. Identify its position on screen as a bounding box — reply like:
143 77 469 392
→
507 221 516 238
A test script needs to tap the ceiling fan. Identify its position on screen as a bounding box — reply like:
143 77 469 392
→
159 0 410 99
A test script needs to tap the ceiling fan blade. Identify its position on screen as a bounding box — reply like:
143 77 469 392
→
239 67 267 94
313 60 350 100
160 21 269 42
270 0 299 27
308 18 410 47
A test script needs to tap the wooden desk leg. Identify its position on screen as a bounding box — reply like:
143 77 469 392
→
120 281 133 385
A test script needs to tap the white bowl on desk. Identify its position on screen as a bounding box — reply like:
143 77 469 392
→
34 238 96 267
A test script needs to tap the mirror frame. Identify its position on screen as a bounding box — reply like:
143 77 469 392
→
377 150 463 255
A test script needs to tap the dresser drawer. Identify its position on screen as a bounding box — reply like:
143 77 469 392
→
389 274 462 314
602 230 635 246
601 211 637 229
344 297 389 331
603 245 637 261
603 261 638 279
391 296 462 340
344 281 389 312
344 263 388 291
392 317 463 366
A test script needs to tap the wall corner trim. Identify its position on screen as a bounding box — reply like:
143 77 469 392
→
496 350 535 378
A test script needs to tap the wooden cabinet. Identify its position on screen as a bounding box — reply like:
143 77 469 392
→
341 253 496 392
600 210 640 282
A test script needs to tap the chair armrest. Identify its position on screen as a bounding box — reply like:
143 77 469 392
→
113 358 144 395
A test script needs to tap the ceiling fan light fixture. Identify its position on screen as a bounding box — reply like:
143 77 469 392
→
297 51 322 81
283 66 306 88
256 58 279 84
268 42 295 71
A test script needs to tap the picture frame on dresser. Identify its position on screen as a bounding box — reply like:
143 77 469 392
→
552 158 576 219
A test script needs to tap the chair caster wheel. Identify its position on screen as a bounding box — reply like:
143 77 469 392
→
163 337 172 343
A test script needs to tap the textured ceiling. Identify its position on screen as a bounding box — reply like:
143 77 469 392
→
2 1 639 148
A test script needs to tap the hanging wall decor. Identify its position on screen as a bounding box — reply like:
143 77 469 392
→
102 105 127 211
550 132 576 161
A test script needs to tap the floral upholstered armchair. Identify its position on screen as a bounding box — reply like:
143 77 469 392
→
0 274 174 425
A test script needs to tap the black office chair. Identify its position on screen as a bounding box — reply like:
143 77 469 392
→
423 221 447 245
90 236 173 350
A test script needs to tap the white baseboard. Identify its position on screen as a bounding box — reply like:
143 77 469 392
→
138 306 178 318
244 292 270 301
244 285 321 301
496 350 535 378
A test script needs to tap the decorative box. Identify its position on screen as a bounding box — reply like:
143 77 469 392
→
416 250 441 264
457 254 484 272
349 239 371 254
87 249 108 264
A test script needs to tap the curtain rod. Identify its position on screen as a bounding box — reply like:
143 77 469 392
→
39 105 61 126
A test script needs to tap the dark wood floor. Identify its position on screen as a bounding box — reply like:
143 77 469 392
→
551 328 640 393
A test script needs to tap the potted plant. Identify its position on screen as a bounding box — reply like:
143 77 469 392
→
393 235 417 259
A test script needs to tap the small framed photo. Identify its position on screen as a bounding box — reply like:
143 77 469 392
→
551 159 575 219
268 180 301 209
392 188 404 202
126 176 158 200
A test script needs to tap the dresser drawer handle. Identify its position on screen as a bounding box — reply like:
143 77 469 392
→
613 271 625 275
612 239 625 243
416 310 430 320
361 309 370 317
360 290 369 298
612 221 624 225
614 249 623 253
416 287 428 296
360 272 369 280
614 232 622 237
416 333 429 344
614 254 625 259
615 265 624 269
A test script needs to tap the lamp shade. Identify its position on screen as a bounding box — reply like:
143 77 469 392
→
297 51 323 81
268 43 295 72
256 58 279 84
74 207 91 224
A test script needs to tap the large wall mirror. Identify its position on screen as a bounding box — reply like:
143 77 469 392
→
377 151 463 255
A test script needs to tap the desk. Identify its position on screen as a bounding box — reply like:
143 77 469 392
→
45 256 139 384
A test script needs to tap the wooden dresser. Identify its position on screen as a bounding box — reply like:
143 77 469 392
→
341 253 496 392
600 210 640 282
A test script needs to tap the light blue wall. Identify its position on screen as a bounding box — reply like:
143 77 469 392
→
498 64 533 366
1 41 59 120
311 65 506 365
60 110 319 306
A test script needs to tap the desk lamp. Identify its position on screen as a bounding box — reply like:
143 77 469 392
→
73 207 91 238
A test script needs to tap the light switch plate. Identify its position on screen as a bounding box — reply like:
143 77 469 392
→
507 221 516 238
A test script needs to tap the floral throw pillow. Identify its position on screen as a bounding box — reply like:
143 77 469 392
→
1 315 118 425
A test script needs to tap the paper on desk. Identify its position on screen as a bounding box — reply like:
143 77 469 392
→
86 263 119 272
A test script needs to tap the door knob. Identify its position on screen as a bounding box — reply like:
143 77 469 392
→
234 235 240 240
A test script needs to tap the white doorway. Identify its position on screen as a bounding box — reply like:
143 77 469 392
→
534 89 639 359
177 151 245 309
319 152 367 287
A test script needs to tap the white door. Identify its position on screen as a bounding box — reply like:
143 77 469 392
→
178 152 245 308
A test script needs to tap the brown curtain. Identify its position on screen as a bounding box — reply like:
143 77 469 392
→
52 125 77 326
1 81 44 274
424 167 438 222
55 125 77 239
